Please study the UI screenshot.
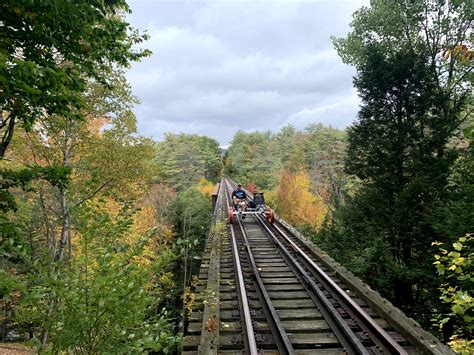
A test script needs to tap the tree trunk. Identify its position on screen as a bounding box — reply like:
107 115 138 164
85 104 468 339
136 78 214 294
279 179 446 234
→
0 113 15 159
56 184 71 261
40 330 48 350
55 133 72 262
39 188 56 259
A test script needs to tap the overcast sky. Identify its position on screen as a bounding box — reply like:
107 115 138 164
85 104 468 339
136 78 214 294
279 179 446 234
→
125 0 369 146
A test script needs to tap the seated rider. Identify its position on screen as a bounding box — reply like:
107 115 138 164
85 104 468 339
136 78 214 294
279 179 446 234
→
232 183 247 218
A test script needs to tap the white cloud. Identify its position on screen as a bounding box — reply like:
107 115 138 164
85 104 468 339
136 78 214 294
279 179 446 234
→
126 0 368 145
284 91 360 128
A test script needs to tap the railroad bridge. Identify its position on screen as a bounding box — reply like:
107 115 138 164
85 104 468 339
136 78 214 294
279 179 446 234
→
183 179 452 355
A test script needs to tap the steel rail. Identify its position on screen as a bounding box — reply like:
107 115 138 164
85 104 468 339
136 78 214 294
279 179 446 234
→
222 183 259 355
227 179 407 354
253 213 367 355
225 180 294 355
270 219 408 355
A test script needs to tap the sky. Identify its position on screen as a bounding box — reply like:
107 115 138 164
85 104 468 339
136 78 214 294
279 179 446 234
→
125 0 369 146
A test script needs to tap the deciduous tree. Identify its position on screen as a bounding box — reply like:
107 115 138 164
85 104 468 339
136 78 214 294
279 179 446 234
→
0 0 150 158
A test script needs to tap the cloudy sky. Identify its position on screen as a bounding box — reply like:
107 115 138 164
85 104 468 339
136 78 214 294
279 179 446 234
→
125 0 368 146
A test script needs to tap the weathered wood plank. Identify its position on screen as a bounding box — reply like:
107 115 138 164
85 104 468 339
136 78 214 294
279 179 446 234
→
196 181 226 355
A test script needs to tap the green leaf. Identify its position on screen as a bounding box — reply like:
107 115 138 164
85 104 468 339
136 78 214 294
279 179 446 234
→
453 242 463 251
451 304 465 315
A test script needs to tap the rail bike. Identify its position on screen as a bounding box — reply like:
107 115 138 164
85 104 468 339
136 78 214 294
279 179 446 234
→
228 191 275 224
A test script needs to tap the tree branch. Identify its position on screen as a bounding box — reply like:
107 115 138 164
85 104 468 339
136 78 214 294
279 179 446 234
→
75 179 115 207
448 66 473 93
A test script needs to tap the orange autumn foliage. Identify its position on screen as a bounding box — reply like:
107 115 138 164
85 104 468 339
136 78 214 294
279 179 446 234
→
275 170 327 230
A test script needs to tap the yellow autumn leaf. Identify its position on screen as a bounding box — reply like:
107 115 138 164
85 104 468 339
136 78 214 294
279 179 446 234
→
196 177 215 197
453 46 461 58
461 51 472 63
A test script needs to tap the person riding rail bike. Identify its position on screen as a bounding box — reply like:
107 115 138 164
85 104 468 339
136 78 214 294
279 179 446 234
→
232 183 247 219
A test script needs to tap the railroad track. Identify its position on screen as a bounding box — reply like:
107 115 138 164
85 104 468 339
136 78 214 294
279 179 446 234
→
183 179 452 354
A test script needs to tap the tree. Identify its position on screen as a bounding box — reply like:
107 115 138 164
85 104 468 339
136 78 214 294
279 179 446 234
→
15 203 181 353
155 134 222 190
0 0 150 158
331 0 472 323
0 68 174 349
430 124 474 243
275 170 327 230
303 124 348 207
0 1 151 261
225 130 283 189
6 70 154 263
166 187 213 329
